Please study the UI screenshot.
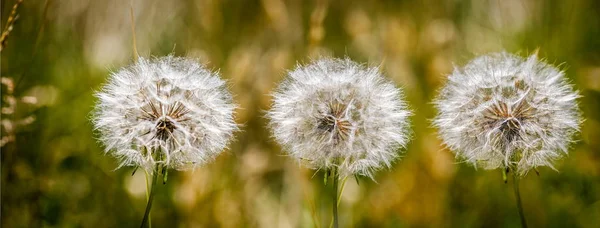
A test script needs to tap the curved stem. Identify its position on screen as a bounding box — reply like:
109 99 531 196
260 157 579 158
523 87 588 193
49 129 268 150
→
329 175 348 228
337 177 348 207
140 165 159 228
143 169 152 228
332 167 339 228
512 173 528 228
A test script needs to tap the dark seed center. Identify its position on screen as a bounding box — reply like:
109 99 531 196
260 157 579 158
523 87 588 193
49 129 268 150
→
318 102 353 144
483 98 534 143
156 118 176 141
499 118 521 142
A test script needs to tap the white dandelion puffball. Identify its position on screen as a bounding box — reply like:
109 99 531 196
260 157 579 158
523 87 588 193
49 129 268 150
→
93 56 238 171
268 58 412 178
434 52 581 175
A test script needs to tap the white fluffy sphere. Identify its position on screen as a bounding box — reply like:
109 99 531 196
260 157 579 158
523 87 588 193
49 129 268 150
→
434 52 581 175
268 58 412 178
93 56 238 171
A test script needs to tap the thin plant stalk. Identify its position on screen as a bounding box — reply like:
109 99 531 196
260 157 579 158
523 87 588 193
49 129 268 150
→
329 176 348 228
512 173 528 228
332 167 339 228
140 165 159 228
143 169 152 228
337 177 348 207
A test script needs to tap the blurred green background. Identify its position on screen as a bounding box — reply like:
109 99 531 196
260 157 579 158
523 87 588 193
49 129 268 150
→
2 0 599 227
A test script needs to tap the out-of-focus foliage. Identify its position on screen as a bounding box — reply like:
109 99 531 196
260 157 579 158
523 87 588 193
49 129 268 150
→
1 0 599 227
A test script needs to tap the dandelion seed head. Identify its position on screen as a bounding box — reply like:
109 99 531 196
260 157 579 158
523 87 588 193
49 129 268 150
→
434 52 581 175
268 58 411 178
92 56 238 171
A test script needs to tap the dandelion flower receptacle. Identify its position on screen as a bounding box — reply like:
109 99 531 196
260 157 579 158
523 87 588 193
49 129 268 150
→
92 56 237 227
268 57 411 227
434 52 581 227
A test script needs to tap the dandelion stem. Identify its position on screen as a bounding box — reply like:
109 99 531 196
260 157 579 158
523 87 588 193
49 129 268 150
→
512 173 528 228
329 176 348 228
332 167 339 228
140 165 159 228
143 169 152 228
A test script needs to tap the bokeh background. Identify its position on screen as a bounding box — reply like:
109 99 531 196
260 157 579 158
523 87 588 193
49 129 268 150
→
2 0 599 227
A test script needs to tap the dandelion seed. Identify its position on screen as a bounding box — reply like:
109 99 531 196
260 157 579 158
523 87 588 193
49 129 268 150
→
434 52 581 176
267 57 412 179
92 56 238 173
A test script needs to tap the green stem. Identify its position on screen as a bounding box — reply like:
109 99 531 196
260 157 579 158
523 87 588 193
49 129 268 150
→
332 167 339 228
143 169 152 228
140 165 159 228
512 173 528 228
329 176 349 228
337 177 348 207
